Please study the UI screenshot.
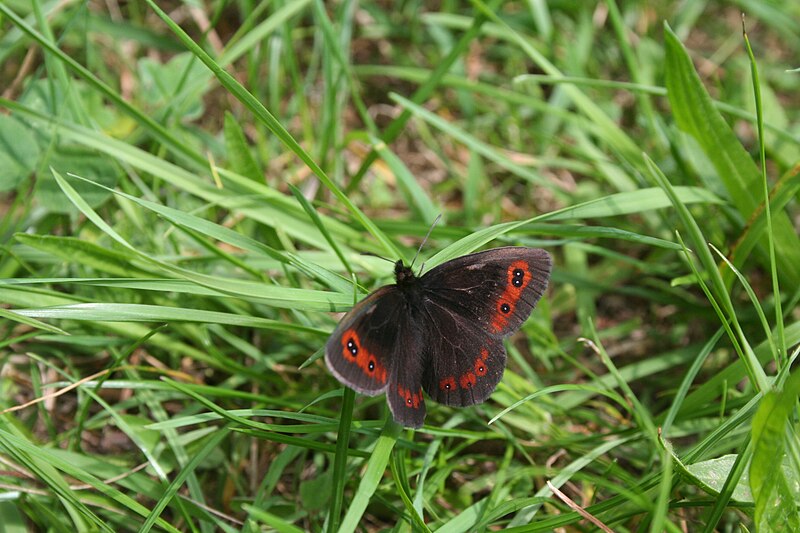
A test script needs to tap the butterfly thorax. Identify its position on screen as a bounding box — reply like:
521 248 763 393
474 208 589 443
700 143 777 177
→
393 260 426 320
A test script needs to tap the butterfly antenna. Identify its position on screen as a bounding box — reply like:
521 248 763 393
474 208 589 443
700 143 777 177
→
410 214 442 269
360 251 395 264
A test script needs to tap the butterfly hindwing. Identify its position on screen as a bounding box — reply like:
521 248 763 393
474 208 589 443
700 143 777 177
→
385 312 427 428
419 298 507 407
324 287 400 395
420 247 551 338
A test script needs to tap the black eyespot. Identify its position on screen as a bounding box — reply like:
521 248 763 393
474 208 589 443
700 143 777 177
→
512 268 525 287
500 303 511 314
478 366 485 372
346 338 358 355
407 398 412 405
445 383 451 389
368 360 375 372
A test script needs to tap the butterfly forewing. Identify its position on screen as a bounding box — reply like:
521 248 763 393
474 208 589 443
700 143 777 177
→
420 247 551 338
324 287 400 395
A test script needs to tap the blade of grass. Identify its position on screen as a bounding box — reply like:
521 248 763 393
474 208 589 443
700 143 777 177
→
326 387 355 533
743 18 785 364
389 450 430 532
138 427 231 533
664 22 800 287
288 184 353 277
0 307 69 335
337 420 401 533
346 1 498 192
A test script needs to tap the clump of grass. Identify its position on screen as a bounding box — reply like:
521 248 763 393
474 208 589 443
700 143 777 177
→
0 2 798 531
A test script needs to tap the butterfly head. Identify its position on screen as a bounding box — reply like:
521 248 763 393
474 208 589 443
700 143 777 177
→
394 259 416 286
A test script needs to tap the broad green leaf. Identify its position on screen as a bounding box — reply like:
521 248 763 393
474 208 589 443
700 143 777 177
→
685 455 753 503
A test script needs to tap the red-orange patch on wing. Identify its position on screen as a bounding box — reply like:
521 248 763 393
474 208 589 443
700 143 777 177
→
474 349 488 376
397 384 422 408
439 376 456 391
340 329 388 384
459 371 476 389
490 260 531 333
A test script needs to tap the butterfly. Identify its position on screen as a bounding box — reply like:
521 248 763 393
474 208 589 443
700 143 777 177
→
325 247 552 428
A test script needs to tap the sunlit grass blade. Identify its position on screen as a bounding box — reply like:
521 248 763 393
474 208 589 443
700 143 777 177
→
0 307 69 335
743 19 785 364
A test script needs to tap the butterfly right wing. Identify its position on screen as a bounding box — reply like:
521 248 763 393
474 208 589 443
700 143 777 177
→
417 247 551 409
324 287 401 396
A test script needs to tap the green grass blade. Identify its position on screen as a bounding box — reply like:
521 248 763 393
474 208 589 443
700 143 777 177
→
743 20 785 364
643 154 769 391
138 427 231 533
337 421 400 532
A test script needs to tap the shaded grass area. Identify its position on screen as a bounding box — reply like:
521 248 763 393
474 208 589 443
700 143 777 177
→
0 1 798 531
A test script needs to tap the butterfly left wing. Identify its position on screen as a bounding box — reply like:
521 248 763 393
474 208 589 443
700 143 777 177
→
325 287 428 428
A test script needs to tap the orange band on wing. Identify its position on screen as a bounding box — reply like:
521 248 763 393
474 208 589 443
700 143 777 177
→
441 348 492 393
340 329 388 384
490 260 531 333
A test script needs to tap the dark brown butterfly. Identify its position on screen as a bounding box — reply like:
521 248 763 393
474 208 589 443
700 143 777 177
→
325 247 552 428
